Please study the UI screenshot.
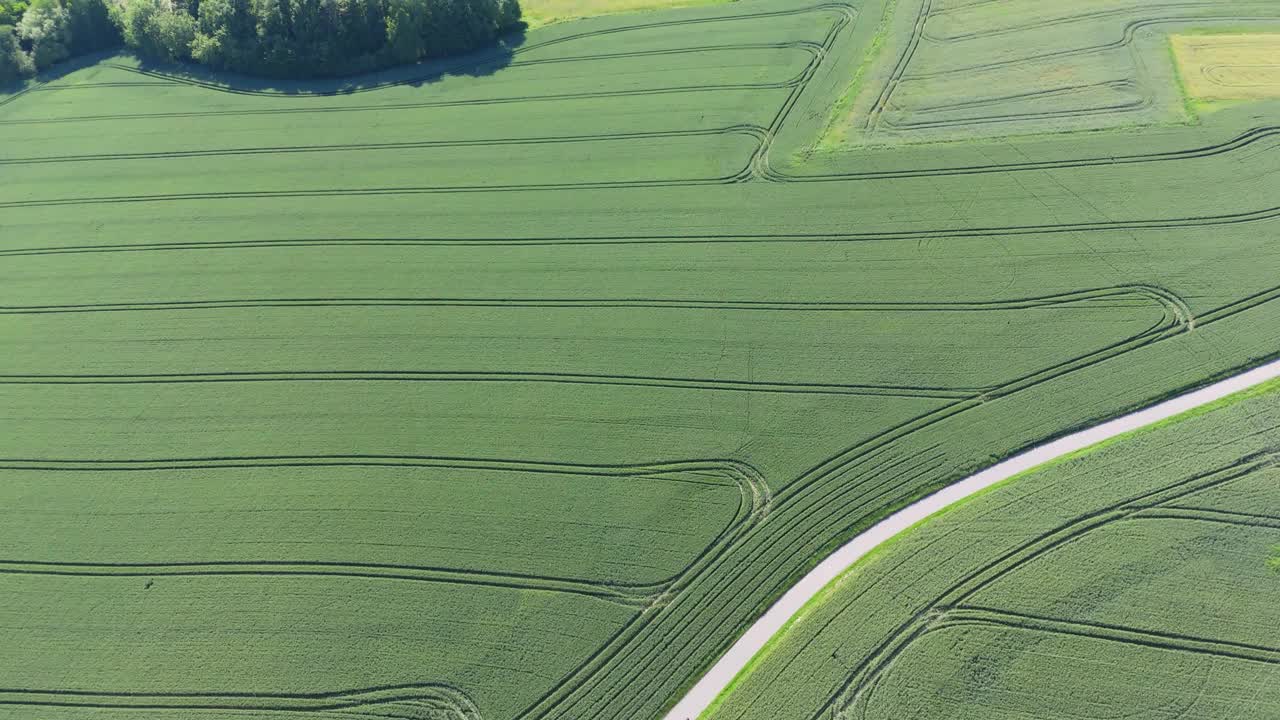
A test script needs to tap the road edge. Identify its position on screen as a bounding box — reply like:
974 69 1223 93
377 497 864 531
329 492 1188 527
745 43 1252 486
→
662 356 1280 720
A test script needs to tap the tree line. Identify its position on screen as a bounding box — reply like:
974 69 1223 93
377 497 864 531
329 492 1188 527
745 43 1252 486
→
1 0 522 82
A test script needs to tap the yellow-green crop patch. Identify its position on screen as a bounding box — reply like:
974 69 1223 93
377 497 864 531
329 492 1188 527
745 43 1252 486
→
1172 33 1280 101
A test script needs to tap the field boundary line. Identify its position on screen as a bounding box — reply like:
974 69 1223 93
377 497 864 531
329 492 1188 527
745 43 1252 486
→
0 288 1168 312
0 126 769 166
5 206 1280 247
942 606 1280 665
661 356 1280 720
518 283 1196 719
903 13 1280 81
862 0 931 134
922 3 1276 44
809 454 1280 713
1132 506 1280 530
0 372 979 398
768 125 1280 182
0 82 796 125
0 456 768 608
0 287 1181 399
0 683 482 718
0 558 659 606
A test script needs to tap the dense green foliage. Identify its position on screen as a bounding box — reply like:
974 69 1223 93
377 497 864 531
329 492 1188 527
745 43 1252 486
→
125 0 522 77
1 0 123 77
2 0 1280 718
709 382 1280 720
0 24 32 80
0 0 520 81
0 0 117 77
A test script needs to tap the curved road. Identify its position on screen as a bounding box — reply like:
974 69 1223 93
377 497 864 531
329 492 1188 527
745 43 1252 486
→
663 356 1280 720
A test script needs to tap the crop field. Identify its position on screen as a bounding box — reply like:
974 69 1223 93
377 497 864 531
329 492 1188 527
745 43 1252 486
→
707 381 1280 720
1172 33 1280 102
519 0 734 28
828 0 1280 146
3 0 1280 718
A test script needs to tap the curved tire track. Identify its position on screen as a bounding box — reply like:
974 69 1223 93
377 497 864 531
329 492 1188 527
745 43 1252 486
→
0 457 769 608
665 367 1280 720
0 683 483 719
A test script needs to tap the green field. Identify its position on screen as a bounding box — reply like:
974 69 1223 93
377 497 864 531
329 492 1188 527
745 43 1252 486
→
519 0 735 28
707 381 1280 720
826 0 1280 147
3 0 1280 718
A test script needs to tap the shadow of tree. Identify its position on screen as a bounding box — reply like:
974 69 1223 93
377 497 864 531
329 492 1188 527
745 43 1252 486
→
130 24 529 96
0 48 119 97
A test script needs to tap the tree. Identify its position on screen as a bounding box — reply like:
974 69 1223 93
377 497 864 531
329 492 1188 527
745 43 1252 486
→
191 0 252 68
148 4 195 60
0 1 30 26
16 0 71 69
114 0 196 62
336 0 383 64
65 0 119 54
4 0 522 79
382 0 427 65
0 25 34 83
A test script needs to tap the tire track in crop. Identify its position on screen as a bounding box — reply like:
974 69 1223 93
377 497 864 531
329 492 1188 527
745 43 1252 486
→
2 2 1269 712
0 11 847 194
0 372 977 399
87 3 853 98
767 125 1280 184
1 121 1274 203
886 79 1137 116
14 5 1276 202
743 2 854 178
0 683 482 719
868 5 1280 139
1132 506 1280 530
22 205 1280 254
6 191 1280 231
815 452 1279 718
0 558 659 606
511 285 1199 720
541 286 1280 720
0 290 1169 313
862 0 932 134
0 124 768 204
1202 62 1280 90
0 457 768 609
592 304 1191 718
0 170 756 207
0 7 1262 203
939 607 1280 665
0 3 847 126
0 288 1177 398
104 41 816 80
878 91 1150 132
30 81 173 90
873 79 1150 132
904 13 1280 81
0 125 767 166
0 79 799 126
921 2 1266 44
0 78 50 110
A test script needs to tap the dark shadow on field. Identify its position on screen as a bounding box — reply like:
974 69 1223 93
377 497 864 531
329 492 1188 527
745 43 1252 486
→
132 26 529 95
0 49 121 99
